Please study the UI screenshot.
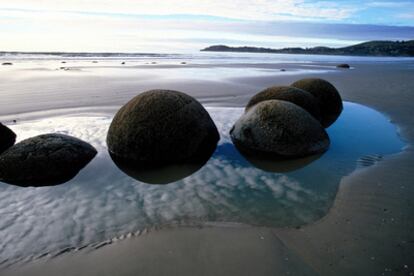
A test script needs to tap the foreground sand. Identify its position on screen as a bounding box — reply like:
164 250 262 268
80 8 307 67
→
1 60 414 275
3 225 318 276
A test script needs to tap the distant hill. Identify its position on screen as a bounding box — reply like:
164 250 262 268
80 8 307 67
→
201 40 414 57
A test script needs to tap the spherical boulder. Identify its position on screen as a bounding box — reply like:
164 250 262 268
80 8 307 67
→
291 78 343 127
230 100 330 158
245 86 321 121
107 90 220 166
0 133 97 186
0 123 16 154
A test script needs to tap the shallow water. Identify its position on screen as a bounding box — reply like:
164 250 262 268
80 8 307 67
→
3 51 414 64
0 102 404 265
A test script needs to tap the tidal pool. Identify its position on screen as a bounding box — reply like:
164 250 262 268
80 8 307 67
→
0 102 405 266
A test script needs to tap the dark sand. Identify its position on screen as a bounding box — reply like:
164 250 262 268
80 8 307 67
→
1 61 414 275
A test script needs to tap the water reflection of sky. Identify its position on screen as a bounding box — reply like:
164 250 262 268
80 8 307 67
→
1 61 333 82
137 67 332 80
0 102 405 265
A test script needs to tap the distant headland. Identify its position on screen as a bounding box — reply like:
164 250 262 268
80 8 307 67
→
201 40 414 57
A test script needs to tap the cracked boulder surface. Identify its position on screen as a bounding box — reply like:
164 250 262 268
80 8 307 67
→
0 123 16 154
107 90 220 166
0 133 97 187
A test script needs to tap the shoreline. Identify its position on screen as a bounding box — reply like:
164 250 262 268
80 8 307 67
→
1 60 414 275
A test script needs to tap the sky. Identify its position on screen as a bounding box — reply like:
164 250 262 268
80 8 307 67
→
0 0 413 52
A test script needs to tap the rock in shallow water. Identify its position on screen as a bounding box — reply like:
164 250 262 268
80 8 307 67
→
230 100 330 158
0 123 16 154
0 133 97 186
107 90 220 166
245 86 321 121
291 78 343 128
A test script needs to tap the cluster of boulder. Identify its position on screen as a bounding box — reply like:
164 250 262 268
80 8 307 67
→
0 124 97 187
0 80 342 186
106 83 342 181
230 78 343 158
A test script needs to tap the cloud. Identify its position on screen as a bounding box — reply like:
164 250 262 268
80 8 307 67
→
0 1 413 52
398 13 414 19
366 1 413 8
1 0 358 21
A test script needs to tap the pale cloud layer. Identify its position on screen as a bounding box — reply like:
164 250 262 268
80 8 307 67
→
1 0 358 21
0 0 413 52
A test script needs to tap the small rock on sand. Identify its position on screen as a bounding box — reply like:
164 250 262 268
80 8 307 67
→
336 63 350 69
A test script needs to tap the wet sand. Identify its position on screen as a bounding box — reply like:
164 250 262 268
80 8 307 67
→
1 60 414 275
2 225 318 276
0 60 339 116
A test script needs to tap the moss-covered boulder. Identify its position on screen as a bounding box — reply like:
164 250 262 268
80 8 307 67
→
230 100 330 158
107 90 219 166
291 78 343 127
0 123 16 154
245 86 321 121
0 134 97 186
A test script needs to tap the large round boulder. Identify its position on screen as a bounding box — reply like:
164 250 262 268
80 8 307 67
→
0 123 16 154
107 90 219 166
291 78 342 128
230 100 330 158
0 133 97 186
245 86 321 121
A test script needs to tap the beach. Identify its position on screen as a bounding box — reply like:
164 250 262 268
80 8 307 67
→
1 53 413 275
